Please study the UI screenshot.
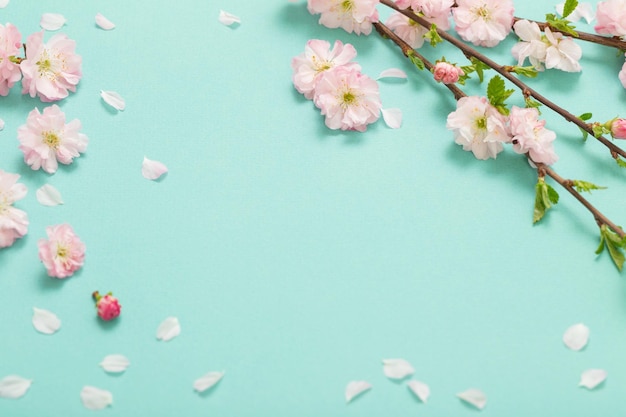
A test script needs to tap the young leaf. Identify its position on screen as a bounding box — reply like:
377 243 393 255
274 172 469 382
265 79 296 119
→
572 180 607 194
487 75 514 115
534 178 559 223
597 225 626 271
616 157 626 168
562 0 579 19
470 57 490 83
545 13 578 37
408 53 425 70
524 97 542 112
511 66 538 78
424 24 443 47
578 113 593 121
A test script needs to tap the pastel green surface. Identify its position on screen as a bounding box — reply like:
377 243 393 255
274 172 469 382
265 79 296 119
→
1 0 626 416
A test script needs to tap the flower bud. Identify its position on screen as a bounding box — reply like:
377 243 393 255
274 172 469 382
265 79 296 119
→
610 118 626 139
432 62 464 84
93 291 121 321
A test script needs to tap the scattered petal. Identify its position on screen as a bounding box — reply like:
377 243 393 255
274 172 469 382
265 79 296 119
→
377 68 407 80
381 108 403 129
407 380 430 403
36 184 64 207
563 323 589 351
579 369 607 389
99 355 130 373
345 381 372 403
457 388 487 410
80 386 113 410
0 0 9 9
142 157 168 181
193 371 225 392
156 317 180 341
95 13 115 30
382 358 414 379
0 376 32 399
100 90 125 111
0 118 4 130
32 307 61 335
40 13 66 31
219 10 241 26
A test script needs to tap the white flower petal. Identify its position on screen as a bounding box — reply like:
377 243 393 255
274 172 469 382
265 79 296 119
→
0 0 9 9
193 371 225 392
556 2 595 23
156 317 180 341
457 388 487 410
32 307 61 335
80 386 113 410
40 13 66 31
100 90 125 111
377 68 407 80
382 358 414 379
381 108 403 129
579 369 607 389
0 376 32 399
219 10 241 26
36 184 64 207
345 381 372 403
99 355 130 373
95 13 115 30
407 380 430 403
142 157 168 181
0 118 4 130
563 323 589 351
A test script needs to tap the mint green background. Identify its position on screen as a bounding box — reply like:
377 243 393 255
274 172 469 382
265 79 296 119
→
1 1 626 416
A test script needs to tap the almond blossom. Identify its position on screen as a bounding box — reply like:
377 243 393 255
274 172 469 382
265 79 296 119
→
38 223 85 278
594 0 626 38
385 12 428 49
452 0 514 47
0 23 22 96
544 27 582 72
0 170 28 249
511 20 547 71
386 0 453 49
307 0 379 35
20 31 82 102
18 105 88 174
509 106 558 165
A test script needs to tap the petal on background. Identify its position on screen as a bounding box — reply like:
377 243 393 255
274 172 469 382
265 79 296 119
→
40 13 66 31
142 157 168 180
563 323 589 351
345 381 372 403
407 380 430 403
579 369 607 389
100 90 125 111
0 0 9 9
457 388 487 410
0 118 4 130
382 358 414 379
382 108 403 129
32 307 61 335
36 184 64 206
0 375 32 399
193 371 225 392
156 317 180 341
80 386 113 410
219 10 241 26
377 68 408 80
99 355 130 373
95 13 116 30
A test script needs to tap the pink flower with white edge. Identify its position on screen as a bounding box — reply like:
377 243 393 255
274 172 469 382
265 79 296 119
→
610 118 626 139
385 12 429 49
93 291 121 321
38 223 85 278
511 20 548 71
307 0 379 35
386 1 452 47
414 0 454 29
313 66 381 132
446 96 510 160
0 170 28 249
432 61 464 84
292 39 360 100
619 58 626 89
20 31 82 102
0 23 22 96
453 0 514 47
544 27 582 72
594 0 626 38
509 106 558 165
18 105 88 174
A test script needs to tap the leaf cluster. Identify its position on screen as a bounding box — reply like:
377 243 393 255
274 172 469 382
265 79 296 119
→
487 75 514 115
533 178 559 223
460 57 490 83
423 24 443 47
596 225 626 271
572 180 606 194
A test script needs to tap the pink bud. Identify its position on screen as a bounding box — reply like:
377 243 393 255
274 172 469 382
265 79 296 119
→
93 291 121 321
433 62 464 84
611 118 626 139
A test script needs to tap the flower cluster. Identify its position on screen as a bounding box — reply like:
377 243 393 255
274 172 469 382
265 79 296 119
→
452 0 515 47
307 0 379 35
0 170 29 248
386 0 454 49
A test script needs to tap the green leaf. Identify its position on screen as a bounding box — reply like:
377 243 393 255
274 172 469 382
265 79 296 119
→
511 66 538 78
469 57 490 83
578 112 593 121
424 24 443 47
545 13 579 37
617 157 626 168
408 54 425 70
572 180 607 193
562 0 579 18
598 225 626 271
533 178 559 223
487 75 514 115
524 97 542 112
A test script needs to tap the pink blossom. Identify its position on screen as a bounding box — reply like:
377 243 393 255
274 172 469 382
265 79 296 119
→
307 0 379 35
18 105 88 174
0 170 28 249
544 27 582 72
453 0 514 47
292 39 360 99
619 58 626 89
594 0 626 38
446 96 510 160
38 223 85 278
313 66 381 132
509 106 558 165
511 20 548 70
0 23 22 96
93 291 121 321
512 21 581 72
385 12 429 49
432 61 464 83
610 118 626 139
20 31 82 102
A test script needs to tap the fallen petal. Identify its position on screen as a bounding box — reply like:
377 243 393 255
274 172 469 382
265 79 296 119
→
457 388 487 410
563 323 589 351
80 386 113 410
407 380 430 403
40 13 66 31
32 307 61 335
345 381 371 403
219 10 241 26
382 358 414 379
377 68 407 80
99 355 130 373
0 0 8 9
193 371 225 392
0 375 32 399
95 13 115 30
579 369 607 389
0 118 4 130
381 108 402 129
100 90 125 111
36 184 64 206
142 157 168 180
156 317 180 341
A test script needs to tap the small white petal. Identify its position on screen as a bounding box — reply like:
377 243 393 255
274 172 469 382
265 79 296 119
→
100 90 125 111
457 388 487 410
32 307 61 335
345 381 372 403
40 13 66 31
0 0 9 9
142 157 168 180
80 386 113 410
95 13 115 30
407 380 430 403
156 317 180 341
377 68 407 80
36 184 64 207
563 323 589 351
193 371 225 392
219 10 241 26
0 118 4 130
382 358 414 379
99 355 130 373
381 108 403 129
579 369 607 389
0 376 32 399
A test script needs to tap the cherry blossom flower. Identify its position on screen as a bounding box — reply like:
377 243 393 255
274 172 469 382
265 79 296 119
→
386 0 453 48
594 0 626 38
20 31 82 102
385 12 428 49
432 61 464 83
0 170 28 249
512 21 581 72
446 96 510 160
610 118 626 139
509 106 558 165
0 23 22 96
93 291 121 321
452 0 514 47
313 66 382 132
511 20 548 71
292 39 360 99
307 0 379 35
38 223 85 278
18 105 88 174
543 27 582 72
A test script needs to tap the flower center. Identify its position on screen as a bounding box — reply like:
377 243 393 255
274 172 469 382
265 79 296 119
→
474 6 491 20
475 116 487 130
42 131 61 149
56 244 68 259
36 49 66 81
342 91 357 105
341 0 353 12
